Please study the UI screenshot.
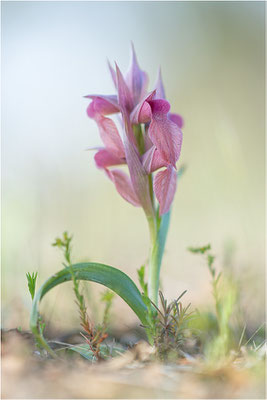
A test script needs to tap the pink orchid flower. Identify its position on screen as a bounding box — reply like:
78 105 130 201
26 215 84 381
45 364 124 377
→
85 45 183 216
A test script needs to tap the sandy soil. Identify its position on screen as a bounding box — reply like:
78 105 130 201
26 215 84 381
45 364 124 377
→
1 329 265 399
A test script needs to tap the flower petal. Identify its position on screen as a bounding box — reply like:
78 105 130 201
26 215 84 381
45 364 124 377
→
154 71 184 129
94 115 125 158
148 99 183 166
105 168 141 207
169 113 184 129
116 64 134 112
149 98 170 114
86 95 119 118
107 60 117 89
125 43 148 105
154 165 177 215
130 91 155 124
94 149 125 169
154 68 166 100
120 111 155 217
142 146 166 174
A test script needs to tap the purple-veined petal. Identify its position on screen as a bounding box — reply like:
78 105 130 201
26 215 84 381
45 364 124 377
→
130 91 156 124
116 65 137 148
120 111 155 218
86 95 119 118
142 146 166 174
105 168 141 207
94 114 125 158
94 149 125 169
107 60 117 89
125 43 148 105
116 64 134 112
143 126 154 151
149 98 170 114
154 71 184 129
169 113 184 129
131 101 151 124
154 68 166 100
154 165 177 215
148 99 183 166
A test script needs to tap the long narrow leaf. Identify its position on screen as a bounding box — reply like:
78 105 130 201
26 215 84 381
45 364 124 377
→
30 263 148 337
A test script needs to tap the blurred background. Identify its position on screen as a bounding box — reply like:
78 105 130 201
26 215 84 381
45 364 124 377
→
2 1 265 333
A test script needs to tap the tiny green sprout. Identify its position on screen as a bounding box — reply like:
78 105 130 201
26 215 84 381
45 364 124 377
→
207 254 216 277
52 237 63 247
146 290 194 360
188 244 211 254
52 231 73 265
101 289 115 331
26 272 38 300
52 232 89 331
189 243 239 364
207 254 215 268
63 231 70 242
101 289 115 303
137 265 148 296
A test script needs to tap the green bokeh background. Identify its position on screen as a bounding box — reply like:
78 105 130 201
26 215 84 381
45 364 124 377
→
2 1 265 331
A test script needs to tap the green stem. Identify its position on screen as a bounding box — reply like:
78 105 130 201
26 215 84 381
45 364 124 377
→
148 237 160 305
147 206 160 305
146 172 158 305
146 216 158 305
147 210 171 306
31 325 58 358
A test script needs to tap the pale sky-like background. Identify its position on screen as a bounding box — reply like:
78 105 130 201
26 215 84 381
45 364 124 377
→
2 1 265 331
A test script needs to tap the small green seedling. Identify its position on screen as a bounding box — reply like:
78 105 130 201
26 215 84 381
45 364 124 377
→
189 244 237 364
26 272 38 300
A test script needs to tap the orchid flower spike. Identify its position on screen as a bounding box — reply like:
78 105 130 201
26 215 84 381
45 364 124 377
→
85 44 184 217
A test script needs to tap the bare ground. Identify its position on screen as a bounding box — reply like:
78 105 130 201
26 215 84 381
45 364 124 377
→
1 329 265 399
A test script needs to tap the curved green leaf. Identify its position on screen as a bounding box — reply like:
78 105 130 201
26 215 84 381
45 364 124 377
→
30 263 148 340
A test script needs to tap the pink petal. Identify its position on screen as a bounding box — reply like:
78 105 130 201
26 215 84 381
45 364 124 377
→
148 100 183 166
154 68 166 100
125 43 148 105
142 146 166 174
149 98 170 115
154 71 184 128
94 115 125 158
107 60 117 89
154 165 177 215
86 95 119 118
105 168 140 207
130 91 156 124
94 149 125 169
169 113 184 129
143 125 154 151
115 64 134 112
120 112 155 217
